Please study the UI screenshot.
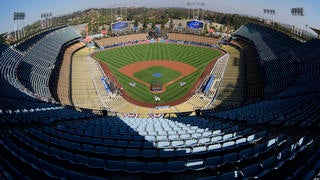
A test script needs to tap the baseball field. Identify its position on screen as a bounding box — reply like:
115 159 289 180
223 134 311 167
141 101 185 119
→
94 43 222 106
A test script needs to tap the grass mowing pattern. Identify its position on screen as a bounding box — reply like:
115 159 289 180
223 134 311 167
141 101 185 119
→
133 66 182 85
94 43 221 104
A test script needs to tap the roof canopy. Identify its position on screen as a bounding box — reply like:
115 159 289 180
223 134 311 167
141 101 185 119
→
310 27 320 38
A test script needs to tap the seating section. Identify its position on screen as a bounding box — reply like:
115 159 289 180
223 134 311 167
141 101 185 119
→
15 26 68 52
0 114 317 179
0 41 92 127
0 45 28 100
209 23 320 127
95 34 147 48
53 42 85 105
168 33 219 45
0 24 319 179
17 26 80 100
231 40 265 103
234 23 301 97
210 94 320 127
70 48 104 110
209 45 247 110
272 39 320 99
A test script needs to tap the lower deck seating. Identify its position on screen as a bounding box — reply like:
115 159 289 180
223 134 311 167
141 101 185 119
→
0 115 317 179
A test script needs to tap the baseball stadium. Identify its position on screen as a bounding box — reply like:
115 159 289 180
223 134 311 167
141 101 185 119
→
0 1 319 179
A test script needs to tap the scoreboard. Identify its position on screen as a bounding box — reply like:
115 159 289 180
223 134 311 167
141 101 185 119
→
111 21 129 31
186 20 204 29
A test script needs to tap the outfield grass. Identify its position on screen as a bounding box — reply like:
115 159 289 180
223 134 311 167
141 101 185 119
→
94 43 221 104
133 66 182 84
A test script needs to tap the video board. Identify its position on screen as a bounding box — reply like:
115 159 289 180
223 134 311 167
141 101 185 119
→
186 20 204 29
111 21 129 31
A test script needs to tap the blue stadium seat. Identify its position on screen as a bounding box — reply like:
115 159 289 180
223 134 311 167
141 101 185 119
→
186 159 205 171
88 157 105 169
145 162 165 173
206 156 222 168
167 161 186 173
67 170 86 180
125 161 144 173
105 160 124 171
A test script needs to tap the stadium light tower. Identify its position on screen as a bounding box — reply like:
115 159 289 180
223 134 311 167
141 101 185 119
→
41 12 53 29
13 12 26 41
110 4 128 23
188 1 204 20
201 3 205 21
291 7 304 37
186 2 191 20
263 9 276 26
13 12 18 41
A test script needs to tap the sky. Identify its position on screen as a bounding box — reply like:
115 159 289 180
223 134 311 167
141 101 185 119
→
1 0 319 34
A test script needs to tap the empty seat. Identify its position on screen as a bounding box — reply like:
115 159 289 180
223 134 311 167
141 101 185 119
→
198 138 211 145
235 137 246 146
125 148 141 157
267 138 277 149
143 142 154 148
198 175 218 180
176 148 191 156
258 156 277 177
167 161 186 172
125 161 144 173
116 140 128 147
51 164 67 178
73 154 89 165
168 135 179 141
208 144 221 152
222 141 235 149
159 149 174 157
110 148 124 156
223 133 233 140
156 135 167 141
192 146 207 154
202 131 213 138
67 170 85 180
88 157 104 168
253 143 266 155
171 140 184 148
37 158 51 172
239 148 252 160
95 146 109 154
128 141 142 148
185 139 197 146
241 163 261 178
142 149 158 157
81 144 95 152
186 159 205 170
223 152 238 163
220 170 241 180
105 160 124 171
211 136 222 142
247 134 255 142
58 150 73 161
180 134 191 140
157 141 170 148
145 162 165 173
87 175 106 180
206 156 222 167
261 156 277 169
191 133 202 139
